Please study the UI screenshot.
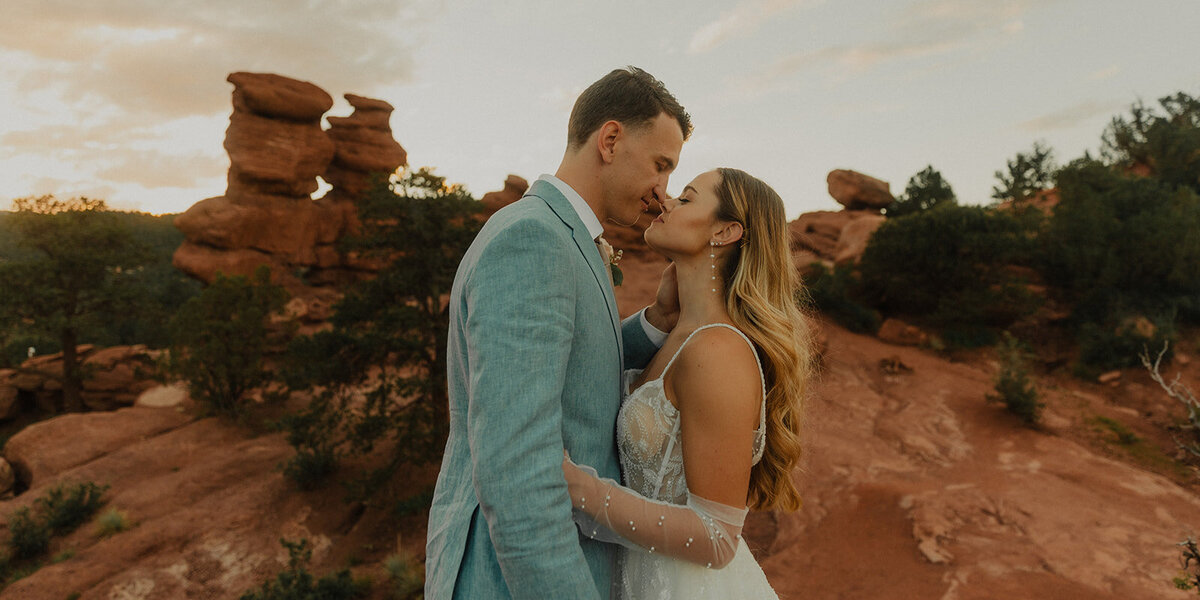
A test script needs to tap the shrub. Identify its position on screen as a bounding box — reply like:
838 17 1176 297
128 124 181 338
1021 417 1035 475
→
37 481 109 535
1040 155 1200 371
987 333 1042 426
164 265 288 416
6 508 49 560
93 508 131 538
240 538 369 600
383 553 424 599
857 205 1039 336
800 263 881 334
1173 536 1200 593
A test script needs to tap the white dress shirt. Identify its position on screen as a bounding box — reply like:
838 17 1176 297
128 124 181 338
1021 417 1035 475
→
536 174 667 345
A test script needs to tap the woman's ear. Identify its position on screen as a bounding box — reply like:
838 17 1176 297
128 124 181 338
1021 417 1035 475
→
713 221 744 247
596 120 621 164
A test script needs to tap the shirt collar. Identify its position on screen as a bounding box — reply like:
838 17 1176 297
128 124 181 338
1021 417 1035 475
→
537 174 605 241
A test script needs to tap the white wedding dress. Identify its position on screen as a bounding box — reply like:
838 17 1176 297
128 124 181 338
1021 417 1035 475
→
573 324 780 599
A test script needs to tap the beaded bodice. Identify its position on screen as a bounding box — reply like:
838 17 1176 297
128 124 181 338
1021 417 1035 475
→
616 324 767 504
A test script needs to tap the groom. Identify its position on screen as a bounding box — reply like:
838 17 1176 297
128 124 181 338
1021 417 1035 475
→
425 67 691 599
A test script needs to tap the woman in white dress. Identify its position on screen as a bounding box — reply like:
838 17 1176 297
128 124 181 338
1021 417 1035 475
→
563 167 815 599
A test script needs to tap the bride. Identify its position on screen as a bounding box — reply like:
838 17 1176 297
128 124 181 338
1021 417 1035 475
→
563 167 815 598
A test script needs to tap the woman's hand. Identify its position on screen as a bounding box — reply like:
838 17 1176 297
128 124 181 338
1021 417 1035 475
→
646 262 680 332
562 451 591 509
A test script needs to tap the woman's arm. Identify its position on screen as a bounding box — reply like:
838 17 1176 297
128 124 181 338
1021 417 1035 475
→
563 328 762 568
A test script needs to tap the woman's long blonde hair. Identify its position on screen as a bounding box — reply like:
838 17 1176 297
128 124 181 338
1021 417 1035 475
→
714 168 814 511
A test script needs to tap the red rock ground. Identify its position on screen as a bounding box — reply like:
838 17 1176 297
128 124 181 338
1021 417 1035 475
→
3 250 1200 599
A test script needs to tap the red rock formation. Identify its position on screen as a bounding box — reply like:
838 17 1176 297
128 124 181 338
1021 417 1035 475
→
827 169 894 210
173 74 408 297
479 175 529 215
0 346 161 419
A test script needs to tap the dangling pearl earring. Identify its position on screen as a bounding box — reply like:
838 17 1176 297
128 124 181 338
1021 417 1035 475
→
710 241 719 293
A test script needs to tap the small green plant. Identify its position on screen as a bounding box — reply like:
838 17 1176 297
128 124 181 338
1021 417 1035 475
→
240 538 369 600
6 507 49 560
1094 416 1140 445
50 548 75 564
1174 536 1200 593
383 553 424 599
37 482 109 535
93 508 131 538
987 332 1043 426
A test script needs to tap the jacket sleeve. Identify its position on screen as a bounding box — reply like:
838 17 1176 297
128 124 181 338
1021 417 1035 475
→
463 218 601 600
621 309 662 371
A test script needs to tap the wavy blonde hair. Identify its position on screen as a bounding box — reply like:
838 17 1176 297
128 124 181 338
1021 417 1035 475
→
713 168 814 511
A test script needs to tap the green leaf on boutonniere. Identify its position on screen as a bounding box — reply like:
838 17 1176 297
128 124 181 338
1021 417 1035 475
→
610 263 624 286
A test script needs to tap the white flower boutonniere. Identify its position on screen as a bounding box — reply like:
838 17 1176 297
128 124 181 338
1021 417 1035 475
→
597 237 624 286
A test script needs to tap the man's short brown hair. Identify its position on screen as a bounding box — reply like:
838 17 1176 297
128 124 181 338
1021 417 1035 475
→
567 66 692 149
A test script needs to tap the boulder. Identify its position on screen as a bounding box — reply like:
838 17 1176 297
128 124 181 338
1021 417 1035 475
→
227 72 333 122
480 175 530 215
322 93 407 198
877 318 928 346
225 109 335 197
833 214 886 264
827 169 894 210
3 407 192 485
0 374 19 420
136 383 189 408
0 458 13 499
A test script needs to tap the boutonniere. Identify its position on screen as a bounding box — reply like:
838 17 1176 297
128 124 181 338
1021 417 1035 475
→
609 248 624 286
597 236 624 286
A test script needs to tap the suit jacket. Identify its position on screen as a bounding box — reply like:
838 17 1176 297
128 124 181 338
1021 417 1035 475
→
425 180 660 599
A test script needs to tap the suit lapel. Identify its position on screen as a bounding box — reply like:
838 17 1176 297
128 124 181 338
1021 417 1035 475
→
526 181 622 355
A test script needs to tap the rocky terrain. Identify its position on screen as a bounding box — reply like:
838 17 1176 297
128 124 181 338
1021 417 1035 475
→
3 281 1199 598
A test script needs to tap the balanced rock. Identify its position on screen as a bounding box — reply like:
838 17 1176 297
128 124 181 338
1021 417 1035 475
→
323 93 408 198
827 169 894 210
174 74 408 304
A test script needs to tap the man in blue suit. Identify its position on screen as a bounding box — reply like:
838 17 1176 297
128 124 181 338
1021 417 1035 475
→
425 67 691 599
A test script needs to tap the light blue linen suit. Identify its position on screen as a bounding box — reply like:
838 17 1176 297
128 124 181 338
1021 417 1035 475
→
425 179 659 599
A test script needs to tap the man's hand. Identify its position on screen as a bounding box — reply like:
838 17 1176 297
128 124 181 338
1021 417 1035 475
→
645 262 679 332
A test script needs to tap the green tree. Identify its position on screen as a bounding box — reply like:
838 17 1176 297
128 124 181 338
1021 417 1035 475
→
1038 157 1200 369
1102 91 1200 194
280 168 482 506
992 141 1056 203
884 165 957 217
163 266 288 416
0 196 151 411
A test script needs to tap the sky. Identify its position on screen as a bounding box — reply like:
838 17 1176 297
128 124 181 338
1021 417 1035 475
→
1 0 1198 219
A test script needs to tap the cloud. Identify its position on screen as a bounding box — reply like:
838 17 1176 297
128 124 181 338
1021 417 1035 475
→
2 0 428 120
687 0 824 54
738 0 1036 94
1089 64 1121 81
0 0 436 210
95 151 228 190
1017 100 1126 132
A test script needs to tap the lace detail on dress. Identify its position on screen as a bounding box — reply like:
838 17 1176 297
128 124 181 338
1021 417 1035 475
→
616 324 767 504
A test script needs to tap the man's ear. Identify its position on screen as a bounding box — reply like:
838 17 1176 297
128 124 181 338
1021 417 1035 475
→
714 221 744 246
596 120 621 165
